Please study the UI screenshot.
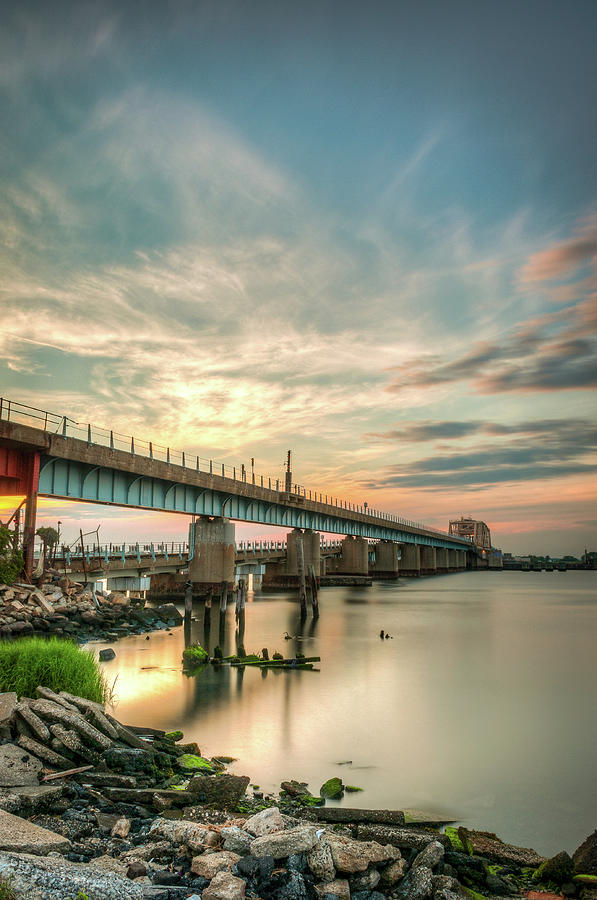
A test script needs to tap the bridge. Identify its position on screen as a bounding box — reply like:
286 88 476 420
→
0 398 475 588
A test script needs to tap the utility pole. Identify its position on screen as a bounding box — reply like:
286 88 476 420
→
285 450 292 493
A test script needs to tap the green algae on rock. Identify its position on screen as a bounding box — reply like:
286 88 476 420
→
320 777 344 799
176 754 217 774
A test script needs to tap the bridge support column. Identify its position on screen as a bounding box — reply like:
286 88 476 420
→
436 548 449 573
458 550 468 570
419 546 437 576
448 549 459 571
262 529 321 588
370 540 399 578
400 543 420 576
339 535 369 575
188 516 235 598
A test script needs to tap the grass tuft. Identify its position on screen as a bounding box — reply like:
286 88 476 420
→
0 636 109 703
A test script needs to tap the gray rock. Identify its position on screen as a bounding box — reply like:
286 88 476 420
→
29 698 113 750
16 733 72 768
0 692 17 736
250 826 319 859
412 840 445 871
244 806 284 836
396 865 434 900
104 746 155 773
0 851 144 899
325 832 399 873
314 879 350 900
202 870 246 900
149 818 210 853
187 774 250 806
307 841 336 882
99 648 116 661
222 825 254 854
0 743 43 786
351 868 382 891
58 692 119 739
0 810 71 854
357 824 450 853
15 702 51 742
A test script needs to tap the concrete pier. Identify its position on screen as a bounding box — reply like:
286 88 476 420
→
436 548 449 573
338 535 369 575
400 543 420 576
262 528 321 588
188 516 235 596
420 546 437 576
370 540 399 578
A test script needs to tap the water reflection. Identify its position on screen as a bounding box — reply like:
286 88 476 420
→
98 571 597 857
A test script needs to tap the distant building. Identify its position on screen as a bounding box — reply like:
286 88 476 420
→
449 516 491 549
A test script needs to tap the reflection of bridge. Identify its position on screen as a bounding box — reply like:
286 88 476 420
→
1 398 477 587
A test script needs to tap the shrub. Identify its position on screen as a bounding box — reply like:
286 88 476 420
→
0 524 23 586
272 651 283 660
0 636 108 702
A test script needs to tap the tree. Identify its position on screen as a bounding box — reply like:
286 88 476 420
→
0 524 24 585
36 526 60 569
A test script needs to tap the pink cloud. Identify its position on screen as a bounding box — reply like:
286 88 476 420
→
519 222 597 285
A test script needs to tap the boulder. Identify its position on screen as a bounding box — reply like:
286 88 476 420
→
149 818 211 853
0 810 71 855
535 851 575 884
222 826 254 855
187 774 250 807
320 777 344 799
314 879 351 900
325 832 399 873
250 826 319 859
155 603 183 625
244 806 285 836
191 851 241 879
202 870 246 900
396 865 434 900
307 841 336 882
99 648 116 661
0 850 143 899
462 828 545 867
111 817 131 839
574 831 597 875
0 743 43 787
412 840 445 871
380 857 407 885
351 868 382 891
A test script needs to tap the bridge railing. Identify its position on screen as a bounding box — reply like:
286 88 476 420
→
1 397 470 543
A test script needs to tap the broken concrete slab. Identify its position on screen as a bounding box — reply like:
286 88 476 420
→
0 809 71 854
0 850 143 899
0 743 43 786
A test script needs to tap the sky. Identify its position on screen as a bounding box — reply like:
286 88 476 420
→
1 0 596 555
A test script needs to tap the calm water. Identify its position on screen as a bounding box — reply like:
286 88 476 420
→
97 571 597 856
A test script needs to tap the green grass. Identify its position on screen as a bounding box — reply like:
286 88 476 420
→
182 644 209 665
0 636 108 703
0 877 16 900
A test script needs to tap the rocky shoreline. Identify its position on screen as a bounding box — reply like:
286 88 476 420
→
0 576 184 643
1 686 596 900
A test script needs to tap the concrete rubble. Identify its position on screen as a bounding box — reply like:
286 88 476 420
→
0 685 595 900
0 574 183 642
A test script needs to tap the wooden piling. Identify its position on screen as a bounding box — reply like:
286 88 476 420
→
296 533 307 619
184 581 193 624
220 580 228 612
309 564 319 618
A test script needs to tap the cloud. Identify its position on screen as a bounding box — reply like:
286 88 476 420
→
519 219 597 285
365 417 597 445
363 416 597 491
385 295 597 395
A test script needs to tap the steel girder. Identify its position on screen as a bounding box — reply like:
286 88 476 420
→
38 456 468 551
